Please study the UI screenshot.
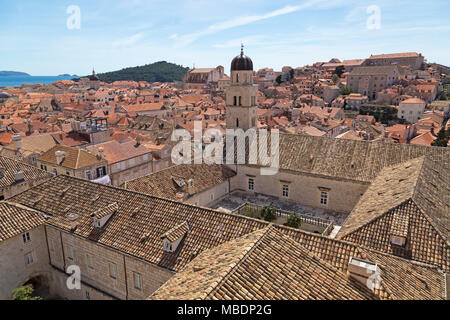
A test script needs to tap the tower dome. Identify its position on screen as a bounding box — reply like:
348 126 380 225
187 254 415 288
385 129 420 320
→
231 44 253 71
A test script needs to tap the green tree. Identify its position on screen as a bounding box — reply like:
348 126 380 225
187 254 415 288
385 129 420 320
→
333 65 345 77
431 127 450 147
340 87 352 95
332 74 339 84
261 206 276 222
275 75 282 85
12 284 41 300
285 214 302 228
289 69 295 81
437 91 448 101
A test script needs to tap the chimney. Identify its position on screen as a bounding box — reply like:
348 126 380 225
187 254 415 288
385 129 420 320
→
15 171 25 182
12 134 22 150
26 119 33 134
187 179 194 195
347 257 381 291
98 146 105 159
176 192 185 201
55 150 66 165
67 213 79 231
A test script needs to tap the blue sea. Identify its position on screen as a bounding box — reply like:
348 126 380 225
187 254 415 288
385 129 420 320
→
0 75 75 87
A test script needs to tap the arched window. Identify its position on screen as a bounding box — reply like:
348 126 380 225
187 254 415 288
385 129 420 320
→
236 118 239 128
236 73 239 83
233 96 237 106
239 96 242 106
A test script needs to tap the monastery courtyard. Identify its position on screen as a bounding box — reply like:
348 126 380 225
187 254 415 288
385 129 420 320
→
211 190 347 236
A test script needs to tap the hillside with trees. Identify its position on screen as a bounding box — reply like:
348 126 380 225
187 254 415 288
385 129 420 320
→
0 71 30 76
78 61 189 83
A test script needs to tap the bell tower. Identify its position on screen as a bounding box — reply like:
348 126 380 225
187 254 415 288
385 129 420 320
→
225 44 258 130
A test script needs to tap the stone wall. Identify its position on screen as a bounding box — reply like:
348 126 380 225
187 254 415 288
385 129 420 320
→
0 225 50 299
45 225 174 300
185 180 231 207
229 165 368 214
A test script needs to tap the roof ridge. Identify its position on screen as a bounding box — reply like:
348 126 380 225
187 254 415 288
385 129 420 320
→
75 148 80 169
412 201 450 247
339 198 413 240
411 156 427 199
410 157 450 245
337 157 426 239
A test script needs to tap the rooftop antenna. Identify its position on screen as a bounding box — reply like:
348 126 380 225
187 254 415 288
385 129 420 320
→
241 42 244 56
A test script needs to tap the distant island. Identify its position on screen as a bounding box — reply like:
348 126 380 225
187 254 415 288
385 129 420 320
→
76 61 189 83
0 71 30 76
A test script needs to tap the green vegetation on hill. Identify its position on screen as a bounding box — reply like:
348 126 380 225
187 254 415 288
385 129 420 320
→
80 61 189 83
0 71 30 76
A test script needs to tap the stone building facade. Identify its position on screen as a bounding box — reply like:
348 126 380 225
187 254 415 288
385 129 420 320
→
182 66 224 90
397 98 426 123
0 224 51 299
347 66 400 100
44 225 173 300
362 52 424 70
37 145 108 182
228 164 368 214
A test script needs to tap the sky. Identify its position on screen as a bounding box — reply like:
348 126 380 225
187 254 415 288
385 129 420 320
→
1 0 449 76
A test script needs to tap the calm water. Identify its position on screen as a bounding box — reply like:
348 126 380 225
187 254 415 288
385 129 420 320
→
0 75 75 87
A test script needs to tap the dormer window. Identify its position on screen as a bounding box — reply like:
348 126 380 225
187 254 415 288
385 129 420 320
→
172 176 186 188
390 235 406 247
390 211 408 247
161 221 190 253
91 202 118 229
348 257 381 291
163 240 172 252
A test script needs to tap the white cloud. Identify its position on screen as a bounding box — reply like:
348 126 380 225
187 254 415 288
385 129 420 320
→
213 35 267 48
344 6 366 23
172 0 326 47
112 33 144 47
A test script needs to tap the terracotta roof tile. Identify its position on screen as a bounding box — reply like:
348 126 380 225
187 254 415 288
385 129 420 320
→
0 202 46 242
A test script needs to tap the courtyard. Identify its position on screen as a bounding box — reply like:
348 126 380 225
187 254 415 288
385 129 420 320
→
211 191 349 236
